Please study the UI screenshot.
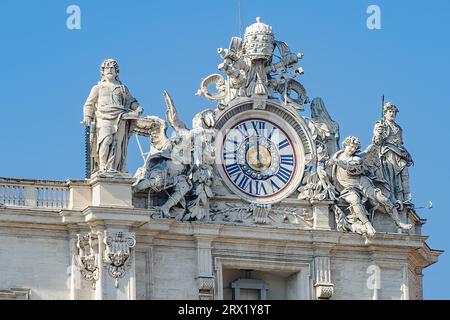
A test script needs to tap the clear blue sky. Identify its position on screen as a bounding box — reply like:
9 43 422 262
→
0 0 448 299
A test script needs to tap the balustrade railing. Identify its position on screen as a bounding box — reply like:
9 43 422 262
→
0 178 69 210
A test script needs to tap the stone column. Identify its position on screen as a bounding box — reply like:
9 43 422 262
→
128 249 136 300
313 256 333 299
144 237 155 300
95 229 105 300
414 267 423 300
195 236 215 300
313 245 334 300
23 186 36 208
68 228 81 300
214 259 224 300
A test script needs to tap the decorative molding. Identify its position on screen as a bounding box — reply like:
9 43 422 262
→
197 276 215 300
313 256 334 299
0 288 31 300
196 236 215 300
103 231 136 288
315 285 334 299
211 202 313 227
75 233 99 289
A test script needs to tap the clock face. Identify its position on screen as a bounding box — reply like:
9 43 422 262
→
221 118 297 199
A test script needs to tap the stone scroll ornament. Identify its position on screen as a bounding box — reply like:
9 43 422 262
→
103 232 136 288
76 233 99 289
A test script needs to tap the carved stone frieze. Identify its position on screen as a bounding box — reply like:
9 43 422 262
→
211 202 313 227
315 285 334 299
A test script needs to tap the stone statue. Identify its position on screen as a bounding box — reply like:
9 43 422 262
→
329 136 412 237
185 109 216 220
82 59 144 174
298 98 339 201
310 97 340 157
132 92 191 217
132 91 216 219
372 102 413 204
197 17 308 110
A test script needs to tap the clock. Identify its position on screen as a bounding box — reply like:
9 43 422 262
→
215 102 313 204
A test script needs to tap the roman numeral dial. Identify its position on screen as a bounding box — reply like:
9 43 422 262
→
221 118 296 199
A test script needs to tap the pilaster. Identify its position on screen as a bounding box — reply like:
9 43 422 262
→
195 235 215 300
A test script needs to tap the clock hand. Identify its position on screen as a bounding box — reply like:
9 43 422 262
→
256 138 261 169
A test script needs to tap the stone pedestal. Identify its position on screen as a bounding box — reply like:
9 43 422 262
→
89 174 134 208
311 201 333 230
67 180 91 211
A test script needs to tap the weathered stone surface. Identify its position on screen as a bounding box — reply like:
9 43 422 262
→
0 18 442 301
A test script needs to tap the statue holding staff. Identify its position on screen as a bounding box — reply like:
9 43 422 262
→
82 59 144 174
372 102 413 204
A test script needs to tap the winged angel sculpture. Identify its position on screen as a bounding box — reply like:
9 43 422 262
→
329 136 412 237
298 98 340 202
132 91 216 220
